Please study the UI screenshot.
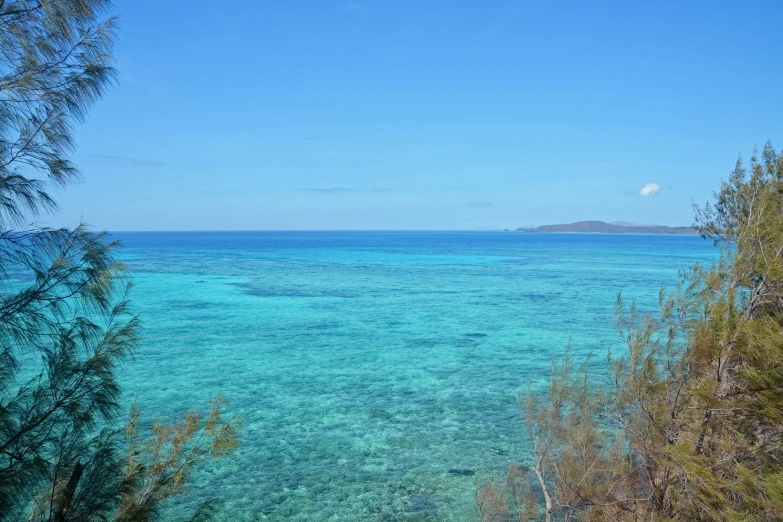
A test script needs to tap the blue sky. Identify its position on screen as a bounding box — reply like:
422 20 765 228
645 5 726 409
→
57 0 783 230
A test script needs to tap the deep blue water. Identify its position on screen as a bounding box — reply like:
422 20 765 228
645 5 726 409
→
113 231 717 521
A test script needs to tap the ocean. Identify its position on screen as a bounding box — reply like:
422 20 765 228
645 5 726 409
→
113 231 717 521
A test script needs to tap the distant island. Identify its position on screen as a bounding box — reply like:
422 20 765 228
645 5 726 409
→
516 220 698 234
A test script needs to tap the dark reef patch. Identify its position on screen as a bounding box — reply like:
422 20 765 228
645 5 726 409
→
369 409 394 420
234 282 359 299
304 321 341 331
455 333 488 347
405 338 441 348
167 299 220 310
506 291 562 303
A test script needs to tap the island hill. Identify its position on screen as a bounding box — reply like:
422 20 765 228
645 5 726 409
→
516 220 698 234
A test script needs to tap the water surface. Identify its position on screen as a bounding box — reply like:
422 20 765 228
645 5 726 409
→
114 231 716 521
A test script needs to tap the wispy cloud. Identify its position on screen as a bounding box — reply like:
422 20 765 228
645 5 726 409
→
639 183 660 196
93 154 164 167
467 201 493 207
340 3 365 12
189 188 243 196
299 187 393 194
299 187 353 194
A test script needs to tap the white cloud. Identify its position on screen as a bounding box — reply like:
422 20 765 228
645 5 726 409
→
639 183 660 197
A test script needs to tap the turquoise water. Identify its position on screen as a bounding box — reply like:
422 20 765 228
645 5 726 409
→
114 231 717 521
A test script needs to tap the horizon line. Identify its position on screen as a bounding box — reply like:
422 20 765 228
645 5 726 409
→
107 229 515 233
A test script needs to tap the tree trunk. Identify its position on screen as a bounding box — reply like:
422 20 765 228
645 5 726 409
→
54 461 84 522
533 455 552 522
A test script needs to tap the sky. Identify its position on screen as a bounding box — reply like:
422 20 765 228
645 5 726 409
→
54 0 783 230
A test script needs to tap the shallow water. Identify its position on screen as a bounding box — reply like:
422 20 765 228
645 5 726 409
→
114 231 717 521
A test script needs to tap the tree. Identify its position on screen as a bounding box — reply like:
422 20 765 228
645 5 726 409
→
478 143 783 521
0 1 238 520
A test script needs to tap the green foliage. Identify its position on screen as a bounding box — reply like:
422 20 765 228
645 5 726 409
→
479 143 783 521
117 398 241 522
0 0 117 226
0 2 239 520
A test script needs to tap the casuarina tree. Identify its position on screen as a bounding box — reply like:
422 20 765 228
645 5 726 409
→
0 2 238 520
478 143 783 521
